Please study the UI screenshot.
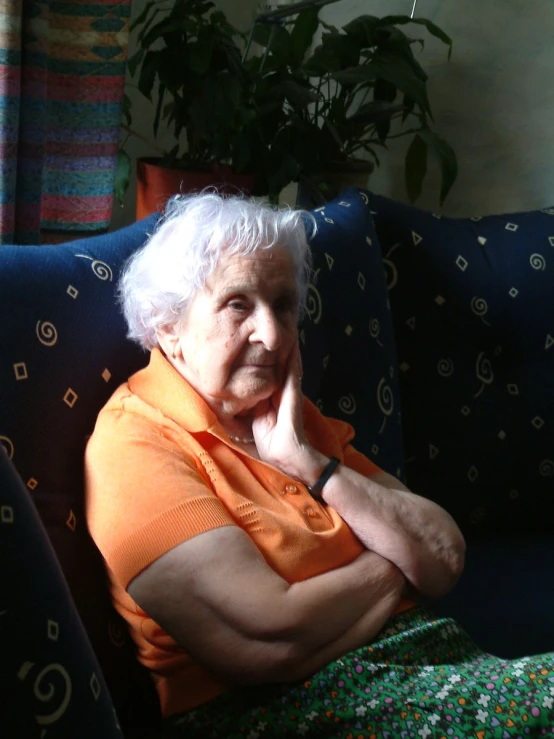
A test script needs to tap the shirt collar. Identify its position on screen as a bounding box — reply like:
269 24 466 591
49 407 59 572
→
128 347 220 434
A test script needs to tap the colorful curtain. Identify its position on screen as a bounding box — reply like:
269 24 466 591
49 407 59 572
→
0 0 131 244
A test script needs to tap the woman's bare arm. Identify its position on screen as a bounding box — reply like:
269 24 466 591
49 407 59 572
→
128 525 405 685
318 458 465 598
252 344 466 600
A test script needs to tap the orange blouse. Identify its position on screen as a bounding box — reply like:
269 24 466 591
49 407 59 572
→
85 348 412 717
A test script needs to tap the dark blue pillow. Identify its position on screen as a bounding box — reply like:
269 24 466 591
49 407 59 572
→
0 449 123 738
367 191 554 536
0 216 162 732
300 188 405 480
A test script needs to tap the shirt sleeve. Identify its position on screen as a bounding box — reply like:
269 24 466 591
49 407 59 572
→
85 405 235 590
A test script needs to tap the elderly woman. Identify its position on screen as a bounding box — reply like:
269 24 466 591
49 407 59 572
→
86 193 554 737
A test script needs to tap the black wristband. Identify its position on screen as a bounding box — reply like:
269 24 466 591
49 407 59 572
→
307 456 340 499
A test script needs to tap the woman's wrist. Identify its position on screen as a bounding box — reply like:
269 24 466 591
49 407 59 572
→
282 446 330 490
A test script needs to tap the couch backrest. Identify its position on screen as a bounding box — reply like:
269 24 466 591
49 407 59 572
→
0 216 162 732
367 191 554 537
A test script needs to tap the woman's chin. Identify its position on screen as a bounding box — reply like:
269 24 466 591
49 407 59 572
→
230 380 277 409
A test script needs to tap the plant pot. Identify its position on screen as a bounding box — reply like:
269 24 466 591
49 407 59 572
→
136 158 255 220
296 160 374 210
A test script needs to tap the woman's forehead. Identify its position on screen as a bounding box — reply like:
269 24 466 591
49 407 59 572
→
209 246 296 289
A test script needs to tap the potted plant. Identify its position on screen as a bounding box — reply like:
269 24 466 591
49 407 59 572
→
116 0 458 213
246 5 458 206
116 0 271 217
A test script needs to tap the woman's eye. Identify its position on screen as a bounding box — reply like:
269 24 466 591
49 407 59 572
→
229 300 248 312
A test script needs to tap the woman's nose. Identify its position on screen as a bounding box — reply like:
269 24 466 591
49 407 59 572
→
251 307 281 350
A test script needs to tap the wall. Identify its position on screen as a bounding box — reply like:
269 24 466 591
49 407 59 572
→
325 0 554 217
111 0 554 229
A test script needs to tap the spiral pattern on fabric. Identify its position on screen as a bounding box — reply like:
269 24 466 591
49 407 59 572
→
91 259 113 281
539 460 554 478
382 258 398 290
437 358 454 377
305 284 322 324
470 296 488 317
475 352 494 385
17 662 72 726
338 394 356 415
35 320 58 346
369 318 380 339
377 378 394 416
530 253 546 271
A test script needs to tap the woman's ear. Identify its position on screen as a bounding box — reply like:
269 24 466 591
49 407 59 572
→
156 325 180 360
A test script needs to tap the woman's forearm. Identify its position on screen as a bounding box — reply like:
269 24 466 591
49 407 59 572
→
285 448 465 599
322 465 465 598
230 549 406 684
281 549 405 652
273 564 404 682
128 526 406 686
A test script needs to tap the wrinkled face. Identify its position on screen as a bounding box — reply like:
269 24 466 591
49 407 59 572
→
165 245 299 418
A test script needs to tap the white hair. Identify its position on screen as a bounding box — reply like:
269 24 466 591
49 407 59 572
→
119 191 316 350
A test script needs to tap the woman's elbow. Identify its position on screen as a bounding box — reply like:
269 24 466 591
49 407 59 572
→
420 531 466 599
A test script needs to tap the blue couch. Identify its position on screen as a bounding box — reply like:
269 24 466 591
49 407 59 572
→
1 188 553 736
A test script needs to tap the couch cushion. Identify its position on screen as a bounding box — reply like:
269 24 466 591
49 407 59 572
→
367 191 554 536
0 449 123 738
0 216 162 732
300 188 405 479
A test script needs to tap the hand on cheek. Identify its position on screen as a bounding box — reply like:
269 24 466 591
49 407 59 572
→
252 341 308 471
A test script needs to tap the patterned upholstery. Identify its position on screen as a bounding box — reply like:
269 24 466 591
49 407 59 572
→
0 191 403 730
0 216 162 734
367 191 554 537
0 449 123 738
300 188 405 479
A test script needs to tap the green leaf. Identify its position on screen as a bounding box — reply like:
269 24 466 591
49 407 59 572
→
256 24 292 66
290 8 320 67
343 15 380 45
372 54 430 114
114 149 131 205
330 64 379 87
348 100 405 125
252 22 273 47
137 49 161 100
278 79 320 111
310 32 360 72
127 48 145 79
120 93 132 127
320 20 339 34
405 133 427 203
130 2 157 33
140 18 188 49
417 128 458 205
374 78 397 103
188 33 214 74
375 15 453 60
304 40 344 74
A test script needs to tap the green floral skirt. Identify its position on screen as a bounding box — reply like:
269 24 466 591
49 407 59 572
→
163 606 554 738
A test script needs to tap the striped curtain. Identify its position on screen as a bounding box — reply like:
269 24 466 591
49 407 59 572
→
0 0 131 244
